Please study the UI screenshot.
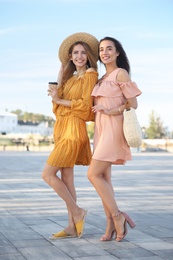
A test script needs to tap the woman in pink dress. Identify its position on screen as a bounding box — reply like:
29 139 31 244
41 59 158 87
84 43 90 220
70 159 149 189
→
87 37 142 242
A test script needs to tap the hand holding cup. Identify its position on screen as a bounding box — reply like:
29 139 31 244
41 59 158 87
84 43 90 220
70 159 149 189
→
48 82 58 97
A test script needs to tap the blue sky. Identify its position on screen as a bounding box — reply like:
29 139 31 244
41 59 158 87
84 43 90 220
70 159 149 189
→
0 0 173 130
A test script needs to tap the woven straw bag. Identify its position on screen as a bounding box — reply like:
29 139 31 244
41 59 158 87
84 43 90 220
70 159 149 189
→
123 108 142 148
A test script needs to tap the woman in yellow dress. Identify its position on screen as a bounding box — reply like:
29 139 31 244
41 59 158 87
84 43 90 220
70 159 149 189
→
42 32 98 239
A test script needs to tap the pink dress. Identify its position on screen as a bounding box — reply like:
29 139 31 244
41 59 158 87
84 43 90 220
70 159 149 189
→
91 68 142 165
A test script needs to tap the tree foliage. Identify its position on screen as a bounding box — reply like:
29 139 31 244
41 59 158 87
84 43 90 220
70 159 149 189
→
9 109 171 139
11 110 55 127
145 110 166 139
87 122 94 140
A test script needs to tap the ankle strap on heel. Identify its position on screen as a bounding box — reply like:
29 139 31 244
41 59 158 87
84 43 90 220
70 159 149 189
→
112 210 121 219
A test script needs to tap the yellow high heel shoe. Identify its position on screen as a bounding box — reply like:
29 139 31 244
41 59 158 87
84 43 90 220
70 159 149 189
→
49 230 77 240
75 210 88 238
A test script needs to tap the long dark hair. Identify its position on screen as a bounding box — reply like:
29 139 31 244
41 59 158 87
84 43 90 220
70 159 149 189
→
99 37 130 74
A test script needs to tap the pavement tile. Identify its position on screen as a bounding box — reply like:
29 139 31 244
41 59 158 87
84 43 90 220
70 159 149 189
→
51 237 112 257
0 254 27 260
152 249 173 260
135 241 173 250
163 237 173 244
107 246 156 259
0 216 26 230
74 256 119 260
12 238 52 249
18 217 54 226
18 245 72 260
0 151 173 260
0 227 42 241
121 257 164 260
0 245 19 255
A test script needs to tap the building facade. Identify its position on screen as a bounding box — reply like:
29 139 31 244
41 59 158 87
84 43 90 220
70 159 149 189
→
0 112 18 134
0 111 53 136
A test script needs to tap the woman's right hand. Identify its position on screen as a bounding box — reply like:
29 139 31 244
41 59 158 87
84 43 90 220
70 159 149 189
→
92 104 109 114
48 84 58 98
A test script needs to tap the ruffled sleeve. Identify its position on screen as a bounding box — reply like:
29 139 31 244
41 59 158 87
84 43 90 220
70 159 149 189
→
71 71 98 121
118 81 142 99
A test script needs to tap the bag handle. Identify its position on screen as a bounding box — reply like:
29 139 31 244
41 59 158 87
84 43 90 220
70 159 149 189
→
125 101 131 111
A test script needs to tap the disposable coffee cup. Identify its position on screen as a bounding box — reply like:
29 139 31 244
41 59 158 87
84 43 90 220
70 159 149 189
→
48 82 58 90
49 82 58 85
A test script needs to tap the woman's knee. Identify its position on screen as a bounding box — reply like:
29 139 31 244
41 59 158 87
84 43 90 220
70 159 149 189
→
87 167 97 183
88 160 111 183
87 169 91 182
42 164 57 184
42 167 49 183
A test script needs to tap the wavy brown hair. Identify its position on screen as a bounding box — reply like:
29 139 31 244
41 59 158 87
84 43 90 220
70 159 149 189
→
62 42 98 84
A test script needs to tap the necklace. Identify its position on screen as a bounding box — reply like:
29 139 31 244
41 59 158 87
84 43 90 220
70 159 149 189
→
75 69 86 78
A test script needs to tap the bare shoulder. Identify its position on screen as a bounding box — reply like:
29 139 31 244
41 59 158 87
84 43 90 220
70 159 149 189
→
86 67 97 73
117 68 131 82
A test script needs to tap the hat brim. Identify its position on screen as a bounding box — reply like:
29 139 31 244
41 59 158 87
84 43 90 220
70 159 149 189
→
58 32 99 65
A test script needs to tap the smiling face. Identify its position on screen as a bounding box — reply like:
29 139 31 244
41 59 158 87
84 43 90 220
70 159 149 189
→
99 40 119 65
70 43 88 70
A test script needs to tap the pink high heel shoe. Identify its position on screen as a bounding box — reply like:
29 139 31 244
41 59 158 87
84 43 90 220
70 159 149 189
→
100 230 116 242
113 211 136 242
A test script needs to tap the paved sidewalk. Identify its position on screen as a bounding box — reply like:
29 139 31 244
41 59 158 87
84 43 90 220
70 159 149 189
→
0 151 173 260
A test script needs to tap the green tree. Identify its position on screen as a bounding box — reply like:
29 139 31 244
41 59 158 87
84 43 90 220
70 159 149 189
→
87 122 94 140
23 112 30 122
146 111 165 139
10 110 55 126
11 109 23 120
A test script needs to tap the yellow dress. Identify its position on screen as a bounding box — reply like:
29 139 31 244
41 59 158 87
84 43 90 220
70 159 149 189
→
47 71 98 167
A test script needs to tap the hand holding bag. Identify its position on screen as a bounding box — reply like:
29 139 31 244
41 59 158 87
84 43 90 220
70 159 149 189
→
123 107 142 148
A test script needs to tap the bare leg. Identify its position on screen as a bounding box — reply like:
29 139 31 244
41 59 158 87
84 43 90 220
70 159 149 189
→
61 167 77 235
100 165 115 240
87 159 125 238
42 163 84 225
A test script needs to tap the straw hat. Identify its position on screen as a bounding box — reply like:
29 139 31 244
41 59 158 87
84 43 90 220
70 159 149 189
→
58 32 99 65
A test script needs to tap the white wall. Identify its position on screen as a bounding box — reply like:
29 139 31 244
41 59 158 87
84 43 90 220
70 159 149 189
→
0 112 17 134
